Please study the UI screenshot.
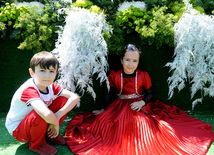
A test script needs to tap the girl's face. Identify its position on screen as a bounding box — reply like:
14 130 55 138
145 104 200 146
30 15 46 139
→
121 50 140 74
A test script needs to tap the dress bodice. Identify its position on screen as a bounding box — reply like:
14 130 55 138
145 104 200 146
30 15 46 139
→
108 69 152 96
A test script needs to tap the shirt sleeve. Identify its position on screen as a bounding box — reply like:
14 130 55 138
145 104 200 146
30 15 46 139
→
21 87 41 106
144 71 152 89
108 70 116 88
52 83 63 96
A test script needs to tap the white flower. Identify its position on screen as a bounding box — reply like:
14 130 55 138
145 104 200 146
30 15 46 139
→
117 1 146 12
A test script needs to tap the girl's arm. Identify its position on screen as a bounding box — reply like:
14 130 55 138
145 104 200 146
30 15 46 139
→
103 87 117 110
130 87 153 111
142 87 153 104
93 87 117 115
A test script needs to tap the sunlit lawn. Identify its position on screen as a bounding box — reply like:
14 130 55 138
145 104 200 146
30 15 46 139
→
0 112 76 155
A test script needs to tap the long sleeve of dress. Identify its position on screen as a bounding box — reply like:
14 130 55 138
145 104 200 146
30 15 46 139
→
102 87 117 110
142 87 153 104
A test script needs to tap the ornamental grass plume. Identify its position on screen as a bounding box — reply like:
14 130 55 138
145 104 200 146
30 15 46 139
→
117 1 146 12
15 1 45 11
166 0 214 109
52 8 111 104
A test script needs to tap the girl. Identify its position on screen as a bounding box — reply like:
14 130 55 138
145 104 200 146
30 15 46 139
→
65 44 214 155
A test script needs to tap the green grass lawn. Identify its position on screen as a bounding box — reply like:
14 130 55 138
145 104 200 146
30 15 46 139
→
0 112 76 155
0 111 213 155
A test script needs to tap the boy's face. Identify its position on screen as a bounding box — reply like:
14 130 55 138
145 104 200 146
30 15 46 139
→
29 65 57 91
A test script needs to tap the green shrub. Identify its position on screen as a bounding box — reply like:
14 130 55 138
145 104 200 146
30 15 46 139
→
73 0 102 14
189 0 214 15
91 0 117 16
168 0 209 22
73 0 93 9
0 0 13 6
116 5 175 49
13 2 65 53
168 1 186 22
15 0 46 3
0 0 212 55
104 21 125 56
138 6 175 48
0 3 29 37
0 21 6 31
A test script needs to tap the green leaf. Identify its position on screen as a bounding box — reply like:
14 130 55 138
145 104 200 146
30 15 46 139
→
196 0 203 6
126 28 132 34
9 28 21 39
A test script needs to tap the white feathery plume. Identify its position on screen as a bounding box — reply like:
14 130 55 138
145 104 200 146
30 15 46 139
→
15 1 45 14
52 8 111 106
117 1 146 12
166 0 214 109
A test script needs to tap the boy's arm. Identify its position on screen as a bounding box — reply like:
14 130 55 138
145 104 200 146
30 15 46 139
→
55 89 80 121
31 100 59 138
30 100 58 126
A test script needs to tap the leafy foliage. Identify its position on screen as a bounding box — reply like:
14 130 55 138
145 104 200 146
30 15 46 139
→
116 5 176 49
139 6 175 48
103 20 125 56
189 0 214 14
0 0 13 7
0 3 29 38
168 0 208 23
17 0 46 2
91 0 117 15
72 0 102 14
72 0 93 8
143 0 168 10
168 1 186 22
13 1 66 53
0 0 212 55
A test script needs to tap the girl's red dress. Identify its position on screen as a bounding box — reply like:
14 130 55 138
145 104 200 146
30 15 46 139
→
65 69 214 155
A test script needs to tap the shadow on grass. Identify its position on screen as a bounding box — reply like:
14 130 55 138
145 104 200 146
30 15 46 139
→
0 112 75 155
15 143 34 155
14 143 74 155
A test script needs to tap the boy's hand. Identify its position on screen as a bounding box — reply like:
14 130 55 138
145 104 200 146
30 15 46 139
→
47 124 59 138
130 100 145 111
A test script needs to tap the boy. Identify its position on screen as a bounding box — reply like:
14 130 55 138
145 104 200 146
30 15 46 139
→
5 51 80 155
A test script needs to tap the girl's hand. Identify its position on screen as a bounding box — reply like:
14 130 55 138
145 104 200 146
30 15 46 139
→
130 100 146 111
93 109 104 115
47 124 59 138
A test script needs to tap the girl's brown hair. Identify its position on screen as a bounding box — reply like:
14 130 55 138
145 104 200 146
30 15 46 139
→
120 44 141 59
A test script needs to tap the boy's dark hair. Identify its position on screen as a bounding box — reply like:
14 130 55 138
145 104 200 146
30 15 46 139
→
30 51 59 72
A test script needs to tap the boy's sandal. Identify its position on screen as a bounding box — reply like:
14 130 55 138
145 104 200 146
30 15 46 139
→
46 135 66 145
30 140 57 155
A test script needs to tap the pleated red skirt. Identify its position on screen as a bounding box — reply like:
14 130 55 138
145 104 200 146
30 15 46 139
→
65 98 214 155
